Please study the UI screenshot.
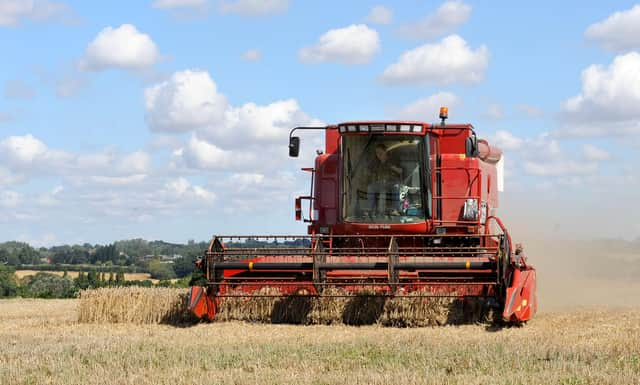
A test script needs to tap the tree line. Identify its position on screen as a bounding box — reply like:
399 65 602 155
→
0 264 202 299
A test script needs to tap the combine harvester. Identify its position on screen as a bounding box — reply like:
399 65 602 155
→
189 108 537 325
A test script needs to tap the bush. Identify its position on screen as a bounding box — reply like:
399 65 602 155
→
23 272 76 298
147 259 176 280
0 264 18 297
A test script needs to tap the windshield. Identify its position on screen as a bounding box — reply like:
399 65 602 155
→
342 135 426 224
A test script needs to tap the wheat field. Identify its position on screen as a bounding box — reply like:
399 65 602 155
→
0 298 638 385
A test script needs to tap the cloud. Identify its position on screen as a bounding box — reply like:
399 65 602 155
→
523 161 598 177
176 135 256 171
365 5 393 25
398 0 471 39
560 52 640 136
491 130 523 151
0 0 74 27
241 49 262 61
484 103 504 119
582 144 610 161
393 92 460 121
80 24 160 71
145 69 321 147
216 99 321 143
298 24 380 65
4 79 36 99
145 70 228 133
219 0 288 16
380 34 489 85
35 186 64 206
165 177 216 204
488 130 605 178
585 4 640 52
0 134 151 183
152 0 207 9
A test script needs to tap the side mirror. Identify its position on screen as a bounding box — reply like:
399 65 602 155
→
465 136 478 158
289 136 300 157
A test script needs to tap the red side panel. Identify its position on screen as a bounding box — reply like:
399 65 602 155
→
503 268 537 322
189 286 217 321
314 153 339 225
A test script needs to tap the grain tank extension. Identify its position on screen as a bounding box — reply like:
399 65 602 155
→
189 108 537 324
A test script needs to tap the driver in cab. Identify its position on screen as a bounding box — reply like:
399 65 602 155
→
366 143 402 214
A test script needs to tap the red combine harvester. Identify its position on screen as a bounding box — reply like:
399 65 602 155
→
189 108 537 324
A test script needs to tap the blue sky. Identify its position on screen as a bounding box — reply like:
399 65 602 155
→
1 0 639 245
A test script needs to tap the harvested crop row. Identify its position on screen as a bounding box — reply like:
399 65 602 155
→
77 287 195 324
78 287 482 326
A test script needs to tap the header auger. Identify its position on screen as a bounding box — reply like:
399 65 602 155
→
189 109 537 325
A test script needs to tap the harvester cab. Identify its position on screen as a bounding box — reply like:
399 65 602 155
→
189 108 537 325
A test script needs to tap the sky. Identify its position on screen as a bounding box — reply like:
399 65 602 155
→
1 0 639 246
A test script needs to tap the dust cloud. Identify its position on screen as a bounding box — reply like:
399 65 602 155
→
518 238 640 311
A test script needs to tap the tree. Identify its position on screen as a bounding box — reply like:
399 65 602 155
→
147 259 176 280
115 271 125 285
75 272 89 290
173 256 197 278
87 270 98 288
23 273 75 298
0 264 18 297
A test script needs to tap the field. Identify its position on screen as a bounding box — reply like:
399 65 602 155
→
2 240 640 385
0 299 638 385
14 270 159 283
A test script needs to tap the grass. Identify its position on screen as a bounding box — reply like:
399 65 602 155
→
0 298 638 385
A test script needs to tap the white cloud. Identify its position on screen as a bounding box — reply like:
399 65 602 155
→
4 79 36 99
217 99 320 143
487 131 605 178
485 104 504 119
165 177 216 204
365 5 393 25
219 0 288 16
0 0 73 27
298 24 380 65
0 134 151 183
241 49 262 61
582 144 610 161
36 186 63 206
80 24 160 71
394 92 460 121
491 130 523 151
585 4 640 52
380 34 489 85
177 135 256 170
145 70 322 147
145 70 229 132
523 161 598 177
398 0 471 39
152 0 207 9
0 134 67 169
561 52 640 136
